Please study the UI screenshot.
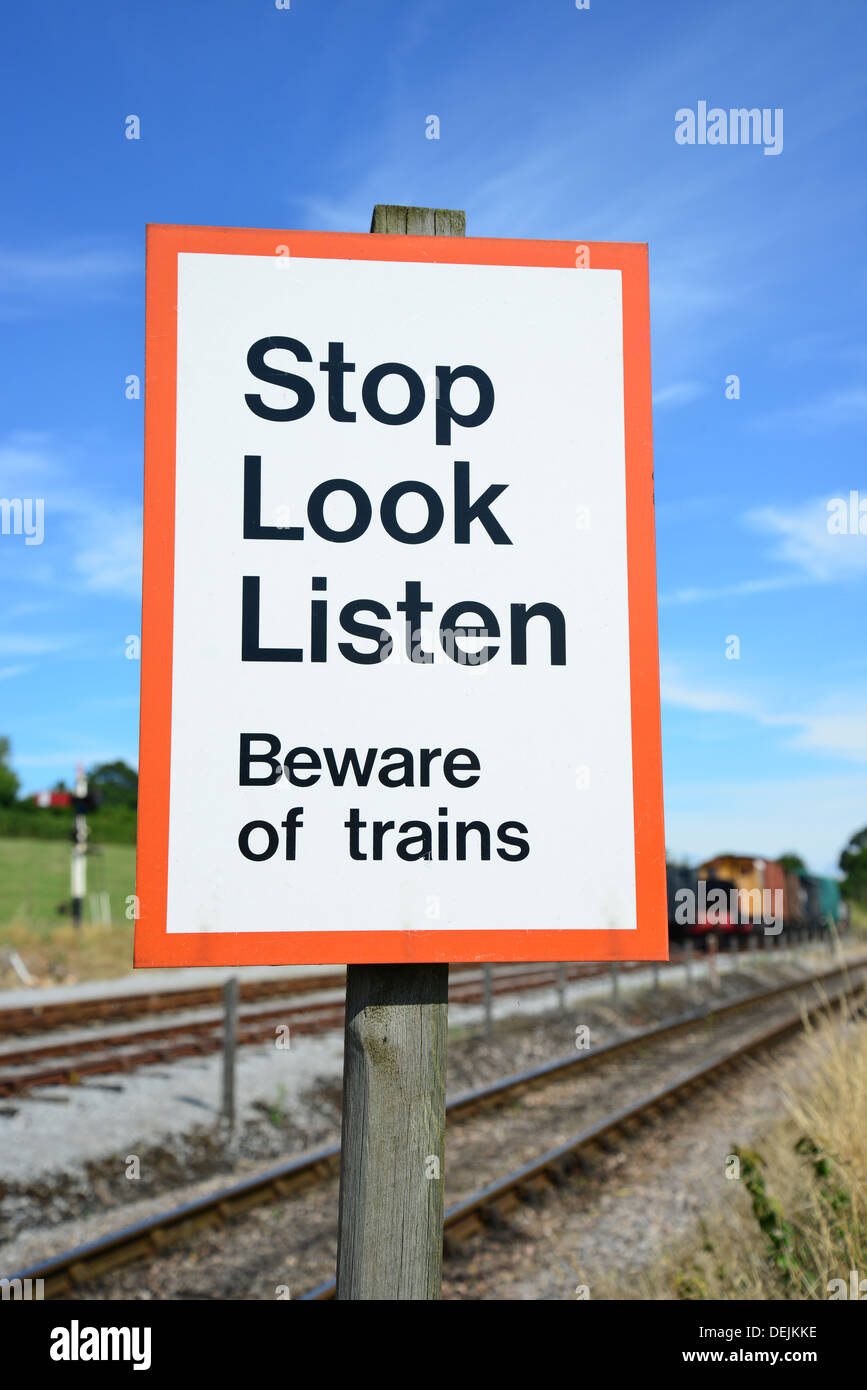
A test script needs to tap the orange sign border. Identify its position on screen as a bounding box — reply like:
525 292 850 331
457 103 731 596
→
135 224 666 967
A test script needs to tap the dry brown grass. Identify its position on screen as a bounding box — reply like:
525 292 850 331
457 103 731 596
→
0 920 135 989
634 992 867 1300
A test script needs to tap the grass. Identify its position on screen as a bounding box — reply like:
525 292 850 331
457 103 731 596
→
631 992 867 1301
0 836 137 987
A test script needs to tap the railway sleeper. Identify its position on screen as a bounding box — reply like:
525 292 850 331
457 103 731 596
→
227 1189 271 1217
517 1173 551 1201
443 1212 486 1249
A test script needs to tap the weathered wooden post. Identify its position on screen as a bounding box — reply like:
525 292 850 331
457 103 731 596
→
707 933 720 991
483 961 493 1039
222 975 239 1134
334 204 463 1301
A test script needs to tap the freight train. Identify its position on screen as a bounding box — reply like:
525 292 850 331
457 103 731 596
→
666 853 846 941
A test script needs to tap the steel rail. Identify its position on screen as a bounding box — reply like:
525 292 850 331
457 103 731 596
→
8 953 863 1298
302 974 867 1299
0 958 678 1096
0 952 712 1037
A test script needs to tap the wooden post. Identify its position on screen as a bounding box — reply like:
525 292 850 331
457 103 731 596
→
707 933 720 991
335 204 462 1301
222 975 239 1134
336 963 449 1299
483 962 493 1039
556 962 566 1012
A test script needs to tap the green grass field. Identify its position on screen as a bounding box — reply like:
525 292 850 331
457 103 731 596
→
0 836 137 928
0 837 137 986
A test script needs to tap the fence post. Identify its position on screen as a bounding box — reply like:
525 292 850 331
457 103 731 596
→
335 204 462 1301
483 962 493 1039
707 934 720 992
222 975 239 1135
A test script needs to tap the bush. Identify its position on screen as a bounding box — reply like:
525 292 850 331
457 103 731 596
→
0 803 137 844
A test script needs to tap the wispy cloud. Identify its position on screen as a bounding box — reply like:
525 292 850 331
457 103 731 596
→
660 495 867 605
0 247 138 290
0 245 140 318
0 635 73 656
72 509 142 600
755 388 867 432
747 496 867 581
0 435 143 602
662 664 867 763
659 575 808 606
652 381 707 409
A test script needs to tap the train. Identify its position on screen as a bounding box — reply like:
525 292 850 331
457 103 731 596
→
666 852 846 942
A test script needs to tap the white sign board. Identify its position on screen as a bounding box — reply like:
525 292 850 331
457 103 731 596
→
136 226 665 966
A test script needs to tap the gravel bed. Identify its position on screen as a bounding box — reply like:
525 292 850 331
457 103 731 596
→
2 955 817 1259
27 957 853 1299
440 1025 844 1300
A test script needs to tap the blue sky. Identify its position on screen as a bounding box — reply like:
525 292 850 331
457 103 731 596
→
0 0 864 873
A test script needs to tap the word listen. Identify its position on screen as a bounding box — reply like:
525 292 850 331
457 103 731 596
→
240 335 568 668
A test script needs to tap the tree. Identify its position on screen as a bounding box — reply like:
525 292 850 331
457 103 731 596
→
840 828 867 907
86 760 138 809
778 853 806 873
0 736 20 807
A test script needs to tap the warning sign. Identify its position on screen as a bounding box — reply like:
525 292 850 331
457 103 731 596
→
135 225 665 965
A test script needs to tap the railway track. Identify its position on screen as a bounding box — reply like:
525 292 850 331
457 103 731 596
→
0 958 670 1037
0 958 679 1097
305 967 867 1300
11 951 865 1299
2 935 790 1037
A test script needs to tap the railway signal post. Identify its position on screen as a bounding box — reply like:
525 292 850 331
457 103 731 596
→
70 764 89 928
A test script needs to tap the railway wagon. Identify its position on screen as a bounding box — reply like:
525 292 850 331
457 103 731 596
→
697 853 777 935
784 870 807 929
666 863 738 941
798 873 843 932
